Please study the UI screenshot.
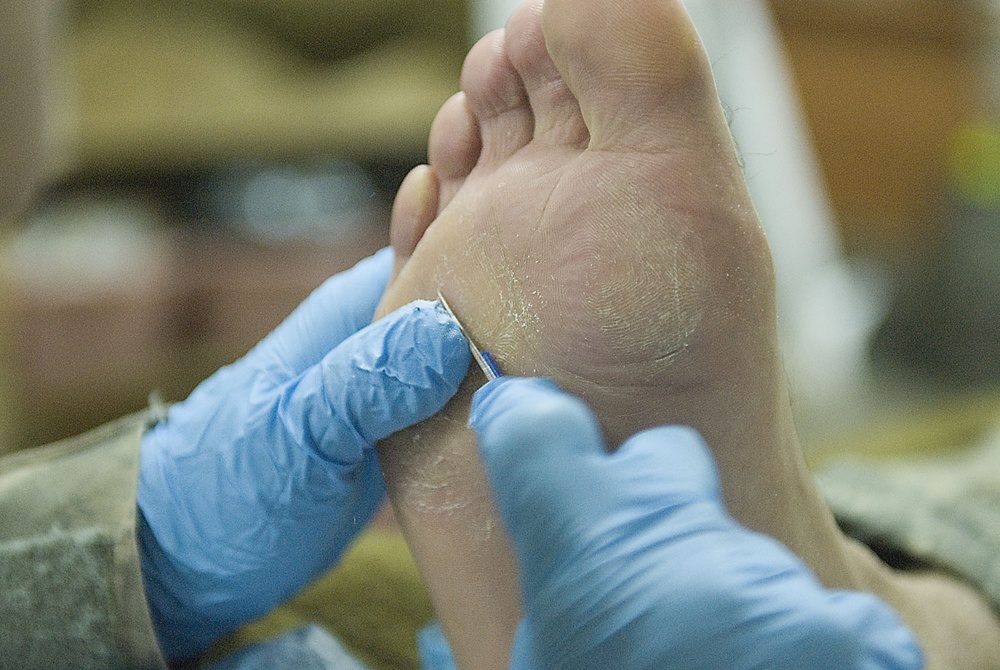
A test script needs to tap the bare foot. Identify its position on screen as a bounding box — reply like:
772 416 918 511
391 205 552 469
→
374 0 1000 668
382 0 785 459
375 0 843 666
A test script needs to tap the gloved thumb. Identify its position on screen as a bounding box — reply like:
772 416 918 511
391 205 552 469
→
470 377 725 537
470 378 721 596
469 377 607 533
282 300 472 465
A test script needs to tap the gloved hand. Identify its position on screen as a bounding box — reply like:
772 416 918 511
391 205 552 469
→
469 377 925 670
138 248 471 660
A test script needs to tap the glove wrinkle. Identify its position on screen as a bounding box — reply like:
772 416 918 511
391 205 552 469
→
319 300 470 449
138 250 470 661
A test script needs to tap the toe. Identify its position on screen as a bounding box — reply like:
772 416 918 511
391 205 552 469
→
504 0 588 148
460 28 534 165
389 164 439 277
542 0 725 151
428 92 481 212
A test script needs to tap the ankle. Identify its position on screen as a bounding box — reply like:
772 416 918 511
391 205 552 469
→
842 538 1000 669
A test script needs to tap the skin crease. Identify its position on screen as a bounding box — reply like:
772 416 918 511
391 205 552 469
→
374 1 1000 669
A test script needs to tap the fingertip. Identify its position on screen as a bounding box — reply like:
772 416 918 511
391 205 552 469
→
336 246 395 292
314 299 472 448
249 247 398 373
469 376 565 433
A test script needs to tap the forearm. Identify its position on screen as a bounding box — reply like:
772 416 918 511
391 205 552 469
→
0 413 165 669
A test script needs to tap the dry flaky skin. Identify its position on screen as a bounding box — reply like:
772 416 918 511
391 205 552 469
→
375 0 1000 668
376 381 521 670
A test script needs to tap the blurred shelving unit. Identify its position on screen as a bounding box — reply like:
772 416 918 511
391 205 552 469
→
0 0 471 452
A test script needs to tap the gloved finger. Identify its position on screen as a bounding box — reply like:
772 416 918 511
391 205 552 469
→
470 377 725 520
469 378 608 579
470 378 731 593
469 376 605 508
249 247 395 377
284 299 471 463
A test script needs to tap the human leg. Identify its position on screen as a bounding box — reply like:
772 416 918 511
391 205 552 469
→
375 1 843 667
376 1 1000 668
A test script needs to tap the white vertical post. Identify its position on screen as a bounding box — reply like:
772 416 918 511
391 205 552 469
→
684 0 842 324
685 0 886 419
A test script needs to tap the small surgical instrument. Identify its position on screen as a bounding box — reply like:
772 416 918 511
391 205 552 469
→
437 289 503 381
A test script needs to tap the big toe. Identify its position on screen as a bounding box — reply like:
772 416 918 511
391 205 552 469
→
542 0 725 151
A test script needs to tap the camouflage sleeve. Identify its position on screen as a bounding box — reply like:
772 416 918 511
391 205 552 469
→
818 428 1000 610
0 412 166 669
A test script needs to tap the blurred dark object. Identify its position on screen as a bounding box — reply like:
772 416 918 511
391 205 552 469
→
180 158 380 243
873 123 1000 387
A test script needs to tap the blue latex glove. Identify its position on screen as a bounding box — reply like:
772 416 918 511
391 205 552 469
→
138 249 471 660
470 377 925 670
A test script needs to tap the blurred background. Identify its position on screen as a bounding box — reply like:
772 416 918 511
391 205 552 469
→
1 0 998 458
